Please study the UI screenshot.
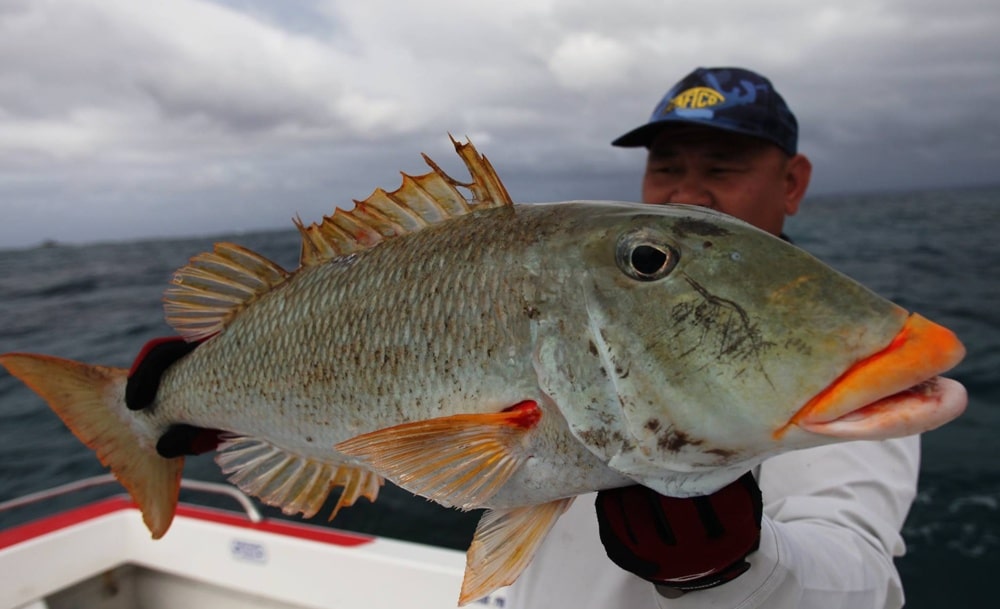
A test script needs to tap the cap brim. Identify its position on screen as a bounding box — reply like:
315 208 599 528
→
611 122 667 148
611 118 736 148
612 118 793 154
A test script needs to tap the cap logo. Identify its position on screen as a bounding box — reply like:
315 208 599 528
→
663 86 725 114
614 69 797 153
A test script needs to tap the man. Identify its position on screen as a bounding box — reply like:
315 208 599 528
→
505 67 918 608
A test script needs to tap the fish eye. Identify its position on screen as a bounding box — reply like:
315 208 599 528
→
616 233 679 281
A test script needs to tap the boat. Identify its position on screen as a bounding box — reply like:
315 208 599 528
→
0 476 508 609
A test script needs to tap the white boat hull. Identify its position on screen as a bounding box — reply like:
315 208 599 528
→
1 491 506 609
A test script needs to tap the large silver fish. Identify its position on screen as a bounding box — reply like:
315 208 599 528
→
0 138 967 604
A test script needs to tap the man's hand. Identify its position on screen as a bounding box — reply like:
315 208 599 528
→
595 473 762 594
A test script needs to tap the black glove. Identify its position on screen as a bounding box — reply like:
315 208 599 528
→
125 336 219 457
126 336 201 411
596 472 762 593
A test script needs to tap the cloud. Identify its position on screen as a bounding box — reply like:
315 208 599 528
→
0 0 997 248
547 32 633 91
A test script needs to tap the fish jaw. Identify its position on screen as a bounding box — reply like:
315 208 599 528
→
782 313 967 440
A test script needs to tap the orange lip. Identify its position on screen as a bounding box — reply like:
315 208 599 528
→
776 313 966 439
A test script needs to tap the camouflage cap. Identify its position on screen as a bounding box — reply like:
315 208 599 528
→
612 67 799 155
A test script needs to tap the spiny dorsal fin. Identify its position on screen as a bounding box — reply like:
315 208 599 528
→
164 242 289 341
296 136 513 267
164 137 508 339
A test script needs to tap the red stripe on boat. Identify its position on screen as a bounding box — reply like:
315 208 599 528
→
0 497 374 551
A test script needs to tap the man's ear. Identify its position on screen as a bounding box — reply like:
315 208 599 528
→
783 154 812 216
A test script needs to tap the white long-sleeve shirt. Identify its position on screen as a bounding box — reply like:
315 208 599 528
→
506 436 919 609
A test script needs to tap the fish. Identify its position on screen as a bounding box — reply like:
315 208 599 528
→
0 137 967 604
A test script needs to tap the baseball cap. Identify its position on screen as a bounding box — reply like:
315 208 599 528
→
612 67 798 155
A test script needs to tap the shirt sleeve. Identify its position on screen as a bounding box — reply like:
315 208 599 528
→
504 436 920 609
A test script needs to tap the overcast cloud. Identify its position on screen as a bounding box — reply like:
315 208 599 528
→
1 0 998 248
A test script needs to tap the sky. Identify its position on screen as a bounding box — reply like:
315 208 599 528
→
1 0 998 249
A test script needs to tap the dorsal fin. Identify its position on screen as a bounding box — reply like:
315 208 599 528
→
163 136 509 339
296 136 513 267
164 242 289 341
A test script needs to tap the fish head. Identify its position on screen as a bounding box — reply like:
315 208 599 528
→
541 202 966 496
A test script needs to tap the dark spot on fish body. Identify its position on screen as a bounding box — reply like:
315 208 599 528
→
669 300 694 327
784 337 813 356
578 427 625 452
577 427 603 448
658 427 703 453
673 218 733 238
588 340 599 357
523 305 540 319
645 418 661 433
671 276 774 369
705 447 737 460
588 409 617 427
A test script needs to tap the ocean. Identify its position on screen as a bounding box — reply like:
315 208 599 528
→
1 187 997 608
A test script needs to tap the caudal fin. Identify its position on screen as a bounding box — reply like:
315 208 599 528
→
0 353 183 538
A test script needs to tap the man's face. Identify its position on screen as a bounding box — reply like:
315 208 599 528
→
641 127 810 236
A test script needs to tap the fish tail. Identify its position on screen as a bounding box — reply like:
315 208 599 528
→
0 353 182 538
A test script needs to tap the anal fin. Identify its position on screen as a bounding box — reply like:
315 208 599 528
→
460 497 575 605
216 436 383 519
336 401 540 510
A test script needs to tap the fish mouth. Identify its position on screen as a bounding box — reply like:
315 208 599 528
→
780 313 967 440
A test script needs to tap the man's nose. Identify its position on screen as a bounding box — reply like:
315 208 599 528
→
668 178 713 207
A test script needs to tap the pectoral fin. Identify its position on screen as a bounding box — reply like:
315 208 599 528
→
336 401 540 509
460 497 575 605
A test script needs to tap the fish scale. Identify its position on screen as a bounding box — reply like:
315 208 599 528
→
155 207 560 458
